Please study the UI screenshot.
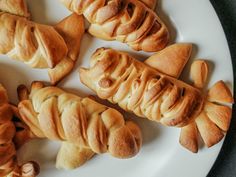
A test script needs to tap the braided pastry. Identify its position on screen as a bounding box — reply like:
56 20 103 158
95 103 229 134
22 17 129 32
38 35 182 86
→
79 48 233 152
80 48 203 127
0 0 30 18
0 84 39 177
13 113 94 170
0 12 67 68
17 81 142 161
60 0 169 52
0 9 84 84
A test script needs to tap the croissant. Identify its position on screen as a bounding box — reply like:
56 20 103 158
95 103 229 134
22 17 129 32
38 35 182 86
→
79 47 233 152
0 3 84 84
17 81 142 167
0 0 30 18
0 84 39 177
60 0 169 52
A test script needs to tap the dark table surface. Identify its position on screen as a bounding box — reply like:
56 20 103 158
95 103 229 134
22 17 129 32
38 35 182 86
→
207 0 236 177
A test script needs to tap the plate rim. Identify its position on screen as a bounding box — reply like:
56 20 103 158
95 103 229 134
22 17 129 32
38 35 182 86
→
207 1 236 176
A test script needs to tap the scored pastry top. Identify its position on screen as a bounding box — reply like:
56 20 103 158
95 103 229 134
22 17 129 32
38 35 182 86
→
80 48 204 127
60 0 169 52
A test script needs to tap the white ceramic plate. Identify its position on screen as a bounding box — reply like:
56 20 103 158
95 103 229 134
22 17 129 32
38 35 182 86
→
0 0 233 177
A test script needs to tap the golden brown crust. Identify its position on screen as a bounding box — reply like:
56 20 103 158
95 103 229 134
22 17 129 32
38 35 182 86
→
0 84 39 177
79 48 203 127
13 120 36 149
17 81 142 163
108 121 142 158
144 43 192 78
0 84 8 104
179 60 233 152
0 11 84 84
207 80 234 103
0 12 67 68
0 84 17 177
179 122 198 153
54 13 84 63
56 142 94 169
49 13 85 85
195 112 224 147
80 48 233 152
204 101 232 132
0 0 30 18
190 60 209 89
60 0 169 52
139 0 157 9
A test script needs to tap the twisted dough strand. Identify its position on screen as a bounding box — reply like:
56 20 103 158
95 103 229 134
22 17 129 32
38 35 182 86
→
80 48 204 127
0 9 84 84
60 0 169 52
18 82 142 158
0 0 30 18
0 12 67 68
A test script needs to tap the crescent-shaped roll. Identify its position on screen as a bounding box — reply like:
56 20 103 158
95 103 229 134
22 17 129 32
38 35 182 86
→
17 81 142 159
60 0 169 52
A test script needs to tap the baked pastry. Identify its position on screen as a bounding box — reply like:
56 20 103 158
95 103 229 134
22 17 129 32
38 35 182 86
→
0 9 84 84
144 43 192 78
0 0 67 70
0 84 39 177
140 0 157 9
0 0 30 18
0 12 67 68
180 60 234 152
14 108 95 170
56 142 94 169
79 47 233 152
50 13 85 85
60 0 169 52
80 47 203 127
17 81 142 168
